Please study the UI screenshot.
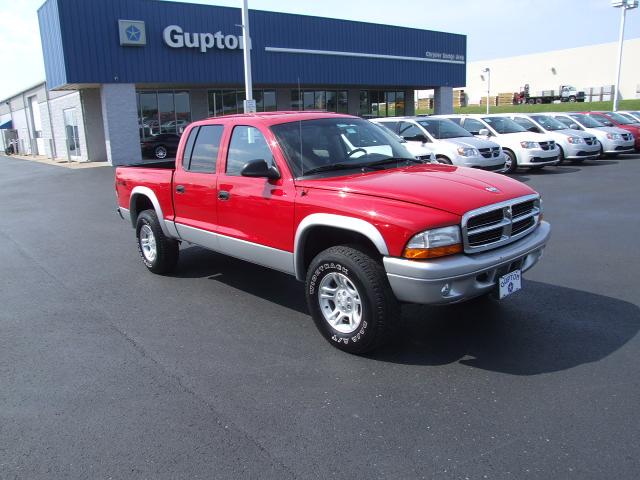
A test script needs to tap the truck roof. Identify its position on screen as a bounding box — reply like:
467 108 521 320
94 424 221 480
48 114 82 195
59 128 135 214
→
202 111 354 126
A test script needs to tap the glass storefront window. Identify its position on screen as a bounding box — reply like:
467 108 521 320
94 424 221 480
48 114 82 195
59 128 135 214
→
138 90 191 140
207 89 278 116
359 90 406 117
291 90 349 113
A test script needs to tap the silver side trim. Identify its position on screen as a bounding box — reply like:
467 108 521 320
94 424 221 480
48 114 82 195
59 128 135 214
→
264 46 465 65
164 220 181 239
129 186 172 237
176 223 295 276
293 213 389 281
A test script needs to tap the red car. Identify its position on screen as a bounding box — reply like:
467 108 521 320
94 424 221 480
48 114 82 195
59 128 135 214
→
582 111 640 151
115 112 550 353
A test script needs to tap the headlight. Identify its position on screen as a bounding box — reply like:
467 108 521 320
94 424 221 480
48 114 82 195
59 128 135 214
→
567 136 584 144
456 147 480 157
520 141 539 149
403 226 462 259
606 133 622 140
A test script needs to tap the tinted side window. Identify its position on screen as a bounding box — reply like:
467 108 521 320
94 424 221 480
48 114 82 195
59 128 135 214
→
182 126 198 169
226 126 274 176
399 122 426 141
556 116 573 128
187 125 223 173
463 118 485 135
377 121 399 133
513 117 538 131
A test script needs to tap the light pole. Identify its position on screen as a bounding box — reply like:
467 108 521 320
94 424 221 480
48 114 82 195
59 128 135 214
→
240 0 255 113
611 0 638 111
482 67 491 114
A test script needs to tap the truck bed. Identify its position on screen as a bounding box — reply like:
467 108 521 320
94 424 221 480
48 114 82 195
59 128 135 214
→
115 164 175 220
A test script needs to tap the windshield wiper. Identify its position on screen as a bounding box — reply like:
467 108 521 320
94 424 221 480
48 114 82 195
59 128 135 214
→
303 163 365 176
358 157 423 169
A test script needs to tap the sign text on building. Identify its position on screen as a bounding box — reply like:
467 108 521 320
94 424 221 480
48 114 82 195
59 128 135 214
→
163 25 249 53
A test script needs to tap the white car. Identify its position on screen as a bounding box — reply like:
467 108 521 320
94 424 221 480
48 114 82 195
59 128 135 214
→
370 121 436 163
371 117 506 172
441 114 560 173
503 113 600 163
548 113 635 157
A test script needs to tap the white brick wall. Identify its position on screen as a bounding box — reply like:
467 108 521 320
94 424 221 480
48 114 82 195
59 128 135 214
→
47 91 88 162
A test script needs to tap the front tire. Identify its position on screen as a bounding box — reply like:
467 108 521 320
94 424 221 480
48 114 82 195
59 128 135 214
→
436 155 453 165
136 210 179 274
503 150 518 173
305 245 398 354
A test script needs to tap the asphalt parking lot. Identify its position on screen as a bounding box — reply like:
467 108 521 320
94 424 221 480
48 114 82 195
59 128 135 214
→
1 154 639 479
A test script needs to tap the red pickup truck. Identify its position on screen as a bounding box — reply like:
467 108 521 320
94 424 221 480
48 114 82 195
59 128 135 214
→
115 112 550 354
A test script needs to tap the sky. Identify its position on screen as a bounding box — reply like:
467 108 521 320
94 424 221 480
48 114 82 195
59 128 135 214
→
0 0 639 100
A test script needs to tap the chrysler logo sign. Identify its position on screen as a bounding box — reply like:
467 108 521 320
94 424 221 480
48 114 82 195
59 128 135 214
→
119 20 146 46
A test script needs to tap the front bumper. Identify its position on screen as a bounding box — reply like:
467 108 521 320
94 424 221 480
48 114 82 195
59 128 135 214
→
519 148 560 166
384 221 550 305
456 154 505 170
600 138 635 154
564 142 601 160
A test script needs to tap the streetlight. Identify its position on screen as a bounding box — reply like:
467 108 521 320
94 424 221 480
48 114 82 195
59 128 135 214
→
239 0 255 113
482 67 491 114
611 0 638 111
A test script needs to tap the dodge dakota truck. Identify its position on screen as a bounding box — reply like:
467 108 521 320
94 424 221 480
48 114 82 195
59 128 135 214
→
115 112 550 354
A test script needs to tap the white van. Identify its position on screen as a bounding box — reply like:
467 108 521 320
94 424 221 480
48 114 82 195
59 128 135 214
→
548 113 634 156
503 113 600 163
371 116 506 172
441 114 559 173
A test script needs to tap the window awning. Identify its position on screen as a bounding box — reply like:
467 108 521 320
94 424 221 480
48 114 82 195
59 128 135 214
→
0 120 13 129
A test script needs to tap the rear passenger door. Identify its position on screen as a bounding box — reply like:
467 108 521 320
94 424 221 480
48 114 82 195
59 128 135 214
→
172 124 224 244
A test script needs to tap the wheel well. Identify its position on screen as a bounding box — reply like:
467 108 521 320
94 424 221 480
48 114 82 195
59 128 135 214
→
298 226 381 280
130 194 154 226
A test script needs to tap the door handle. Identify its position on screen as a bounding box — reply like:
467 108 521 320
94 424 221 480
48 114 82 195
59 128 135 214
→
218 190 230 201
176 185 185 194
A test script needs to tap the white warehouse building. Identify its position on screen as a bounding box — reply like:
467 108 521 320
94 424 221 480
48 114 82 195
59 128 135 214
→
465 38 640 105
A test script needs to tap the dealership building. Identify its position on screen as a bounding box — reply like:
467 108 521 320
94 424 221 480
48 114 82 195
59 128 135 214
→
0 0 466 165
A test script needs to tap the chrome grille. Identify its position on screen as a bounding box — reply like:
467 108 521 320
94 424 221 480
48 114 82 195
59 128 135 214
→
478 147 501 159
539 141 555 151
461 195 542 254
622 133 632 141
585 137 597 146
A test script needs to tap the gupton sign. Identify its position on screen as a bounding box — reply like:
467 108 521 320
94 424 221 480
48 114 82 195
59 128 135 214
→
163 25 250 53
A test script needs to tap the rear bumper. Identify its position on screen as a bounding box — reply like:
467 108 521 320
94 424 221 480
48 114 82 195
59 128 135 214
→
384 221 550 305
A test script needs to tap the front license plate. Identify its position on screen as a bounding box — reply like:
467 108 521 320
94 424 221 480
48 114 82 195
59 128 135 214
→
498 270 522 299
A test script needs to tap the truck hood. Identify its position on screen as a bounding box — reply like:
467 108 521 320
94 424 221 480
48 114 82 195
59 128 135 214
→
296 165 535 216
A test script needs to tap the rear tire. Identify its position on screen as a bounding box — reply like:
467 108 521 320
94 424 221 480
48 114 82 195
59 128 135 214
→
136 210 179 274
305 245 398 354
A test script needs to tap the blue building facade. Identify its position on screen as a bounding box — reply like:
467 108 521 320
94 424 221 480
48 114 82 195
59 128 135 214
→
37 0 467 164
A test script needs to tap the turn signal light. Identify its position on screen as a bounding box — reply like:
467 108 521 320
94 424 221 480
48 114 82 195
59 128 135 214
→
403 244 463 259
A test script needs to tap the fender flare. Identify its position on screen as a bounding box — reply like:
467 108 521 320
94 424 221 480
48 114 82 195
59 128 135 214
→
129 186 171 236
293 213 389 281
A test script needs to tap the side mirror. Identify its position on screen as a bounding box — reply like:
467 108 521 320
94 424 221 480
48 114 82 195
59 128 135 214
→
528 127 541 133
478 128 490 136
241 159 280 180
569 123 580 130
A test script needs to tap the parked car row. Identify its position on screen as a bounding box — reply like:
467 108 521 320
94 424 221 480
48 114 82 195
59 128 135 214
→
370 110 639 174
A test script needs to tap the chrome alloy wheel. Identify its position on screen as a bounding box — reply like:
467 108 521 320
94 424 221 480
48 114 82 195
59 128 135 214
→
318 272 363 334
139 224 157 263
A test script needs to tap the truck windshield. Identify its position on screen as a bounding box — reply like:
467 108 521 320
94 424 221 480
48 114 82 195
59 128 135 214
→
530 115 567 131
416 118 473 139
271 118 416 178
569 114 604 128
481 117 527 134
606 112 635 125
